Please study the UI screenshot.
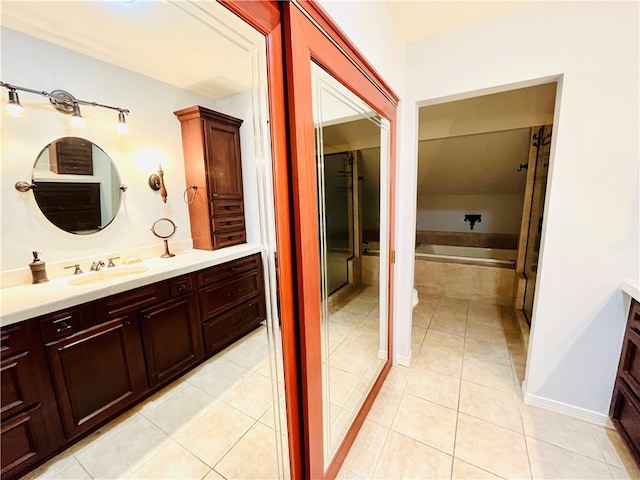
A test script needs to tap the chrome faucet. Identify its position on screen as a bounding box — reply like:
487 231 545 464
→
90 260 105 271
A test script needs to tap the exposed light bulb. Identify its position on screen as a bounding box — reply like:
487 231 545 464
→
70 102 85 128
6 89 25 117
117 110 129 134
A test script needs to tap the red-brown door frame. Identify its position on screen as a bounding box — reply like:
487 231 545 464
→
282 1 399 478
217 2 303 479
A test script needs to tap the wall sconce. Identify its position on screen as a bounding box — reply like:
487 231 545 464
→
464 214 482 230
1 81 130 133
149 164 168 203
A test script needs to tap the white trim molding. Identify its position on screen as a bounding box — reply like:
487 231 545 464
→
396 350 412 367
522 383 614 429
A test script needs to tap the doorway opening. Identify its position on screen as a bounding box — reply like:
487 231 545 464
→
412 82 557 387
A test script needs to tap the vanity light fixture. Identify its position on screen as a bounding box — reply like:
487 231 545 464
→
0 81 129 133
70 102 86 128
5 88 24 117
117 110 129 135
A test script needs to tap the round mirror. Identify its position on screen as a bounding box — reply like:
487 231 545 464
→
31 137 123 234
151 218 177 258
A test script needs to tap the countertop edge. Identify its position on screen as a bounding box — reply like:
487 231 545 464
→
0 244 263 327
623 280 640 303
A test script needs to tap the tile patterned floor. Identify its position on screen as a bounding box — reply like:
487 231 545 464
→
338 294 640 480
25 326 289 480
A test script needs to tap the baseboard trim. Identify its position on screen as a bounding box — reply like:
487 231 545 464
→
396 351 412 367
522 383 614 428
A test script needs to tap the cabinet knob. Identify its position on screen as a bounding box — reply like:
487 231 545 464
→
212 193 219 198
124 320 132 326
178 283 187 292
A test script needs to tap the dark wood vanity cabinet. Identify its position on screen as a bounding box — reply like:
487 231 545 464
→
0 254 265 479
45 312 147 440
174 106 247 251
1 321 63 480
140 291 203 388
49 137 93 175
198 253 265 356
611 299 640 465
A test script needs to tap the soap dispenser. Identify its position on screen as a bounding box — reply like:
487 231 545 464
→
29 251 49 284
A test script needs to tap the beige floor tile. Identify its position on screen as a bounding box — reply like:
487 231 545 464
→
437 297 469 312
220 371 274 420
458 381 522 432
430 314 467 337
405 369 460 409
186 357 251 399
451 458 502 479
527 436 613 479
392 393 457 454
330 343 378 377
466 323 505 343
336 466 362 479
329 320 357 343
464 337 510 366
138 379 191 416
222 336 270 371
610 464 640 480
127 439 210 479
462 357 516 393
424 329 466 352
454 413 531 479
25 453 91 480
415 345 464 378
75 414 169 479
367 383 403 427
521 405 605 461
328 367 360 407
173 400 255 468
215 422 280 479
342 420 389 479
591 425 640 472
202 469 226 479
372 430 453 479
383 365 412 392
143 383 215 434
344 326 382 352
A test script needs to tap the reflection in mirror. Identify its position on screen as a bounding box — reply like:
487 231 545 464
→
312 63 390 467
32 137 123 234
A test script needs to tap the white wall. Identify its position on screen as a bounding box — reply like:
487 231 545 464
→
1 28 262 279
416 194 524 234
399 2 639 415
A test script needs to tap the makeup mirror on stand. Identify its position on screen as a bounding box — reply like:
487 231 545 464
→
151 218 176 258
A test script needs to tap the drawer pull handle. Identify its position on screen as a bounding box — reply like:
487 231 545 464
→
221 220 242 226
56 322 72 333
178 283 188 292
230 318 244 328
223 206 240 210
144 315 151 320
212 193 219 198
226 288 243 298
124 320 131 326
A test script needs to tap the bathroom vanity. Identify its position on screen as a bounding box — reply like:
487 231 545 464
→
610 282 640 467
0 248 266 480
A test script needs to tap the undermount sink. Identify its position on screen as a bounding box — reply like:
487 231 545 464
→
67 266 149 286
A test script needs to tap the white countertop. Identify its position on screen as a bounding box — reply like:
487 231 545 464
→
623 280 640 303
0 244 262 327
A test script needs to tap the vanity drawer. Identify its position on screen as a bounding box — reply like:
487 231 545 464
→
197 254 261 287
211 215 245 234
95 282 170 321
212 231 246 249
170 275 195 297
611 380 640 462
202 297 264 355
210 200 244 217
39 305 94 343
199 271 261 319
1 324 29 360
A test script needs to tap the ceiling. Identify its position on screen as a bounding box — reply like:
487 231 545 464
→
0 1 257 100
385 1 537 43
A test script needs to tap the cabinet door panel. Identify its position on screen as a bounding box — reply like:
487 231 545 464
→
611 381 640 462
1 352 38 420
204 122 243 200
140 295 203 388
46 316 147 439
0 407 49 478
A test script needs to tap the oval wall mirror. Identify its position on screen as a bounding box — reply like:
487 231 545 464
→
31 137 124 234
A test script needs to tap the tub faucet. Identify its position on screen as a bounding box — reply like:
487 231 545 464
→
90 260 105 271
